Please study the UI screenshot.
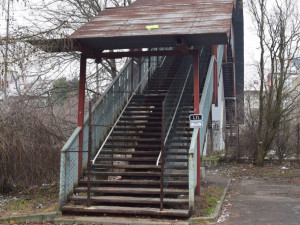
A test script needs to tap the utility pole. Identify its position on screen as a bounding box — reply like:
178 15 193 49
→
3 0 10 101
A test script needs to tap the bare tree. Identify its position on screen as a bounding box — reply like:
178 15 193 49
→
0 0 134 99
248 0 300 166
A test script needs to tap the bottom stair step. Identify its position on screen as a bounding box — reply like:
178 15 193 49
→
62 205 190 218
70 196 189 205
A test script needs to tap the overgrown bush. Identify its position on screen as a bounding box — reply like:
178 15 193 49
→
0 97 72 193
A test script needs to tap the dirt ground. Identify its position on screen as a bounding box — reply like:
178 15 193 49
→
0 183 59 219
1 163 300 224
210 163 300 225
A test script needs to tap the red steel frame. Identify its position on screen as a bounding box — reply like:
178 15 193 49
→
212 45 218 107
193 53 201 196
77 54 87 179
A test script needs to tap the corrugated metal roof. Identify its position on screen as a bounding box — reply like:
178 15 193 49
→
69 0 235 51
131 0 235 7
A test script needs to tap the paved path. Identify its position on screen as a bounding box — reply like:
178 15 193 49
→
217 179 300 225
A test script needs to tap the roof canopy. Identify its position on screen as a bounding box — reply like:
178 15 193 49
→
30 0 235 53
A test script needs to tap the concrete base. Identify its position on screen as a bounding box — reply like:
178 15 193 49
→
201 167 206 180
55 217 189 225
0 212 61 224
202 157 219 167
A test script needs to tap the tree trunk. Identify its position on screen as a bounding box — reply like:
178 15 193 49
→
255 144 264 166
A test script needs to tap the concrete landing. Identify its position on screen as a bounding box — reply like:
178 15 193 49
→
54 216 189 225
218 179 300 225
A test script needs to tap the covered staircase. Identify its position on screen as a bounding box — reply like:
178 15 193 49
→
41 0 243 221
61 55 200 218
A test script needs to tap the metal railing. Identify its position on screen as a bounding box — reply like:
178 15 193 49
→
156 57 193 166
92 59 162 164
156 55 193 210
59 55 161 208
188 45 224 210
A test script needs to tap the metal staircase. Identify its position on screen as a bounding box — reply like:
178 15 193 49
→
59 44 224 219
61 55 195 218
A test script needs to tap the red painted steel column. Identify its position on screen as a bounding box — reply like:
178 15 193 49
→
131 58 134 92
137 48 142 93
212 45 218 107
193 53 201 196
130 49 134 93
77 54 87 179
223 44 228 63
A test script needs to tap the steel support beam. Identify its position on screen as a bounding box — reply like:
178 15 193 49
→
212 45 218 107
77 54 87 179
193 52 201 196
223 44 228 63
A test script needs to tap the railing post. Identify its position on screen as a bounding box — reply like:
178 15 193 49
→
77 54 87 179
59 151 66 210
189 149 195 210
193 52 201 196
156 55 159 93
87 100 92 207
131 56 134 93
148 50 151 94
138 57 142 93
160 102 165 211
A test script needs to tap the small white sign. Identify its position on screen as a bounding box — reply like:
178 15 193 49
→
189 114 203 128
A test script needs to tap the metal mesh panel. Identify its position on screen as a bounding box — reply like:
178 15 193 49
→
59 55 164 207
161 56 193 206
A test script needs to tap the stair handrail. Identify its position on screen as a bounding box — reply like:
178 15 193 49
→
188 45 224 210
156 64 193 166
92 56 166 164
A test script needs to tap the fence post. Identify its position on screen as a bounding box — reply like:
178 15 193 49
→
160 102 165 211
59 151 66 210
193 52 201 196
87 100 92 207
77 54 87 179
237 123 240 162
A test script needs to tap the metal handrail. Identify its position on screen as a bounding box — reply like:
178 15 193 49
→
156 65 193 166
92 57 165 164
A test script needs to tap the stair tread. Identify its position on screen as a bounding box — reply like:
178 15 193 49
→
70 196 188 204
104 144 161 148
92 164 160 169
108 138 161 142
86 172 187 177
111 133 161 137
93 157 158 162
100 150 160 155
74 187 189 194
79 179 187 186
62 205 190 217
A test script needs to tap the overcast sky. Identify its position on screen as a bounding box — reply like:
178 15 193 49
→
0 0 296 91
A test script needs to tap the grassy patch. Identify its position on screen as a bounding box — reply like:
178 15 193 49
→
1 183 59 218
201 186 223 216
192 184 224 218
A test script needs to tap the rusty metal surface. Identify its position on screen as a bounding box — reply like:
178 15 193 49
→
71 1 233 39
131 0 235 7
30 0 235 52
69 0 234 50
